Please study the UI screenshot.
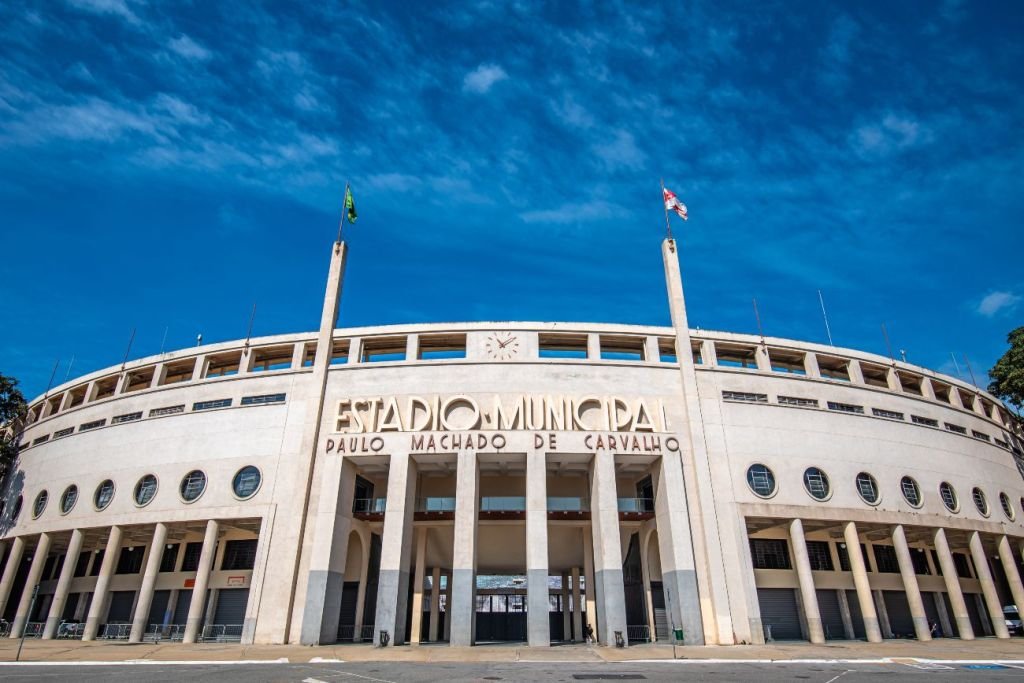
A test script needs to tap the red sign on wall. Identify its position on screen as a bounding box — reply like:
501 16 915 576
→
184 579 196 588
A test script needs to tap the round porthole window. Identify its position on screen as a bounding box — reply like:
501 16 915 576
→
180 470 207 503
94 479 115 510
134 474 158 507
746 463 777 498
232 466 262 500
33 490 48 518
803 467 831 501
900 476 922 508
60 485 78 514
939 482 959 513
855 472 880 505
972 487 989 516
1000 492 1015 521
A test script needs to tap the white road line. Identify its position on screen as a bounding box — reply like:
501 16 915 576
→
0 658 291 666
823 671 853 683
303 679 329 683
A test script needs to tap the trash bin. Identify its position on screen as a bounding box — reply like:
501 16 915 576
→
673 628 684 642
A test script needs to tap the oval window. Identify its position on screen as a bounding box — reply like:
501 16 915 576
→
134 474 158 507
900 476 922 508
94 479 115 510
180 470 207 503
939 482 958 512
1000 492 1015 521
60 485 78 514
33 490 48 518
746 464 776 498
855 472 879 504
972 487 989 516
232 466 262 500
803 467 831 501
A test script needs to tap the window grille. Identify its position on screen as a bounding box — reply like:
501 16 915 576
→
94 480 115 510
806 541 833 571
1000 492 1015 520
944 423 967 434
221 539 258 570
803 467 830 500
750 539 791 569
901 476 921 507
111 411 142 424
856 472 879 504
241 393 286 406
60 485 78 514
911 415 938 427
827 401 864 414
193 398 232 411
180 470 207 502
181 542 203 572
33 490 48 517
971 430 990 441
79 419 106 431
746 464 776 497
778 396 818 407
872 545 900 573
871 408 904 420
32 435 50 445
722 391 768 403
939 482 958 511
972 487 988 515
134 474 157 506
232 466 261 499
150 404 185 417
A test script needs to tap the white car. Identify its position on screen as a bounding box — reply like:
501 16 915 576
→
1003 605 1022 636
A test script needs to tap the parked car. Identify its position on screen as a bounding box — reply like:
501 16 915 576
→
1003 605 1022 635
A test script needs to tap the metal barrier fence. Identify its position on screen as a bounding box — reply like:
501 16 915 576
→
200 624 243 643
144 624 186 642
100 623 132 640
0 620 9 637
337 624 375 642
626 624 651 643
57 622 85 639
23 622 44 638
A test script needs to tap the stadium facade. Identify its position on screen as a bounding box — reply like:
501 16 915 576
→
1 238 1023 648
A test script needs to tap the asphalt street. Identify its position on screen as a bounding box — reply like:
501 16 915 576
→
3 661 1024 682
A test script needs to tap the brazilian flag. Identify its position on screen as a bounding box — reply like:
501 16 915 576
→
344 186 357 224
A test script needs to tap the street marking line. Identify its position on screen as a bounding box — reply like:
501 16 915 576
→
0 658 291 666
304 679 329 683
824 671 853 683
309 657 345 663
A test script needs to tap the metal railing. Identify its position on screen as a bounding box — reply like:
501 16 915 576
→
547 496 589 512
416 496 456 512
480 496 526 512
337 624 375 642
100 623 132 640
23 622 44 638
626 625 650 643
201 624 243 643
352 498 387 514
57 622 85 639
145 624 186 642
617 498 654 513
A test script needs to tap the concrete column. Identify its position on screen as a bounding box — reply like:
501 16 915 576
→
652 451 704 645
789 520 824 643
0 536 26 616
934 588 953 637
300 456 357 645
803 353 821 378
843 522 882 643
589 448 628 646
526 449 550 647
847 359 865 384
561 571 571 641
836 589 855 639
873 589 893 639
640 527 656 642
374 451 418 646
409 527 427 644
571 567 582 641
182 520 219 644
443 570 452 641
43 529 84 639
10 533 51 638
755 344 771 371
429 566 441 642
891 525 931 641
449 449 478 647
353 532 370 641
129 523 168 642
933 528 974 639
586 333 600 359
83 526 122 641
582 527 596 640
969 531 1010 638
997 535 1024 627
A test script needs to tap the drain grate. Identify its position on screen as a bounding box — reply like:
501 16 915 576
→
571 675 647 680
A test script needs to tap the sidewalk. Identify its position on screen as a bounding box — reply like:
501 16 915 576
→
2 637 1024 664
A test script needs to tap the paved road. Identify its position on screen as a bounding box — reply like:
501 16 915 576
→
3 661 1024 682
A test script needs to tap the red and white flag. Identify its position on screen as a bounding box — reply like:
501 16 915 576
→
663 188 688 220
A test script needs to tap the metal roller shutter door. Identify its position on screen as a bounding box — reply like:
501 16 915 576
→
921 592 941 637
757 588 802 641
816 590 845 640
213 588 249 625
147 590 170 627
172 590 192 625
845 590 867 639
106 591 135 623
966 593 990 636
883 591 915 638
941 593 960 637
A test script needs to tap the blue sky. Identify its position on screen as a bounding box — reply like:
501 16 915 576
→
1 0 1022 400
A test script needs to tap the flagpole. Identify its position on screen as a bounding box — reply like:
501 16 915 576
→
335 182 350 246
660 178 673 241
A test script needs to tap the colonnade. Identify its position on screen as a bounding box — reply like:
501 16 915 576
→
0 519 231 643
781 519 1023 643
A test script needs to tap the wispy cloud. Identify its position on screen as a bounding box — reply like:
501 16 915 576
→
65 0 141 25
977 291 1021 317
592 130 646 171
168 34 212 61
462 63 507 94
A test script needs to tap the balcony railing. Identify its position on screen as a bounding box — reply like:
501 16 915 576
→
480 496 526 512
547 496 589 512
352 498 387 514
416 496 456 512
617 498 655 513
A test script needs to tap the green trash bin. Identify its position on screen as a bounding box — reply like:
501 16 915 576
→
673 628 684 642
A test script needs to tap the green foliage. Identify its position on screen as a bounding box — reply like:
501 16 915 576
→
989 327 1024 416
0 372 27 468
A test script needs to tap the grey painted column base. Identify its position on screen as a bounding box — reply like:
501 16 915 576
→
663 568 704 645
449 567 476 646
748 617 765 645
526 568 550 647
375 568 411 646
863 616 881 640
594 567 628 647
300 569 345 645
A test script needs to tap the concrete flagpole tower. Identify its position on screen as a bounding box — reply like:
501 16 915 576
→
661 235 736 645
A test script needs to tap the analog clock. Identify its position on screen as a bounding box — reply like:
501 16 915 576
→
486 332 520 360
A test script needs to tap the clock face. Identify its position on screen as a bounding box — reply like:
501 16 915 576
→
486 332 520 360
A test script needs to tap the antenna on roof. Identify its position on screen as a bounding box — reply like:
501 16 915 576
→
196 333 203 347
963 353 979 388
752 298 765 344
950 352 963 380
817 290 834 346
159 326 169 356
43 359 60 398
881 323 895 364
119 327 136 374
63 355 75 383
243 303 257 353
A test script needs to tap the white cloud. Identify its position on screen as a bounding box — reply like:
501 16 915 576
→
520 199 626 224
168 35 212 61
592 130 646 171
977 291 1021 317
65 0 141 25
462 64 507 94
852 113 930 157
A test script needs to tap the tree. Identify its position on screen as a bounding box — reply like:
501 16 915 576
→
0 372 27 473
989 326 1024 418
